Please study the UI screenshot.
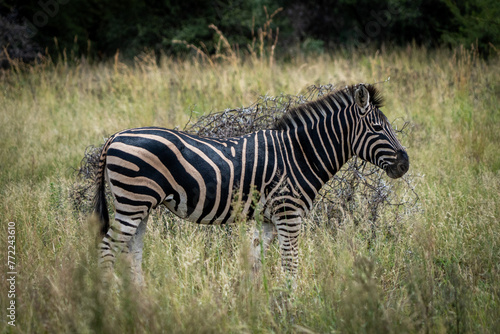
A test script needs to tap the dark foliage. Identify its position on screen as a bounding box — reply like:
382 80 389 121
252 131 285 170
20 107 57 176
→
1 0 499 63
0 9 42 68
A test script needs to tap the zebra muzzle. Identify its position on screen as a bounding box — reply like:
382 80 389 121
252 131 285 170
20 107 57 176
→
386 150 409 179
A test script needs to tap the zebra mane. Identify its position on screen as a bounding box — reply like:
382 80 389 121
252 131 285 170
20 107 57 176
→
273 84 384 130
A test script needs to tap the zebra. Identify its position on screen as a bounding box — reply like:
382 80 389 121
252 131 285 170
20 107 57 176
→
93 84 409 284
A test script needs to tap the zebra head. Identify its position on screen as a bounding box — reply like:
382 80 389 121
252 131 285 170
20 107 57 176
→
351 84 409 179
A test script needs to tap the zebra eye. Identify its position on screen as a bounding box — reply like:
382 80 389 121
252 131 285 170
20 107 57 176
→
373 124 384 132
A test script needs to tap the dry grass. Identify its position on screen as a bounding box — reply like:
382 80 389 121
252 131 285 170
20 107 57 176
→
0 45 499 333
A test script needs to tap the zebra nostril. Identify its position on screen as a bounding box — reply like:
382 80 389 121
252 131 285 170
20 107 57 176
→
397 150 409 161
398 163 408 173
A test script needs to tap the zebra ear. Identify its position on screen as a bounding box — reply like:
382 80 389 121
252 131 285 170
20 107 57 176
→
354 84 370 112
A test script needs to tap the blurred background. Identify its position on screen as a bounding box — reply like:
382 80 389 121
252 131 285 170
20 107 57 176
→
1 0 499 65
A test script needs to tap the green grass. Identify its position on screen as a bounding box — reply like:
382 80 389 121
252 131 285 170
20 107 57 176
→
1 46 499 333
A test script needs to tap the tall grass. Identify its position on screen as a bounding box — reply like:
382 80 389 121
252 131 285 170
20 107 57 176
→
0 45 499 333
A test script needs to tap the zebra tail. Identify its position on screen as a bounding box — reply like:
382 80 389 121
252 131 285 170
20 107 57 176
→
93 135 115 237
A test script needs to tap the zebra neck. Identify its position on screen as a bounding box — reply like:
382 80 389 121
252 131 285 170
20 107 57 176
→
284 109 353 188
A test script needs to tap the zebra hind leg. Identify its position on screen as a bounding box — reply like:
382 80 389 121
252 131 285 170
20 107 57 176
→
98 212 147 284
127 214 149 285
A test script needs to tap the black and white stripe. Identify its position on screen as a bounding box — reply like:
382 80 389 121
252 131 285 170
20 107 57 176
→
93 84 409 282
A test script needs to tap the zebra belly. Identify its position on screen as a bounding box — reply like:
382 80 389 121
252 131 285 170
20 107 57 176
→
162 195 236 225
161 190 270 225
162 199 234 225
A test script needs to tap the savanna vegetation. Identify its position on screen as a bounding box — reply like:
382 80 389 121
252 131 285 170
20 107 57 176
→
1 0 500 328
0 41 499 333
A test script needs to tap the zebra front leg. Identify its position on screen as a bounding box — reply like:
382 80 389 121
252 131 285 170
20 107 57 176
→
251 220 277 273
274 215 302 283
